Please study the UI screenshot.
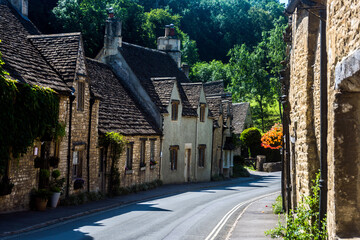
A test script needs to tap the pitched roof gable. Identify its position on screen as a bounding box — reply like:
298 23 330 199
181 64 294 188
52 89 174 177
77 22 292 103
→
206 96 223 119
232 102 251 134
0 3 70 93
151 77 176 113
119 42 196 117
28 33 85 83
181 83 203 110
87 58 161 136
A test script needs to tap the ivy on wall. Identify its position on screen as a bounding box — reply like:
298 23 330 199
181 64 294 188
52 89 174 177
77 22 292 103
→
0 49 61 178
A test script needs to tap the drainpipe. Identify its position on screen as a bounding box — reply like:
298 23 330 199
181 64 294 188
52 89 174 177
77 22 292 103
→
319 8 327 236
66 94 75 197
86 97 95 192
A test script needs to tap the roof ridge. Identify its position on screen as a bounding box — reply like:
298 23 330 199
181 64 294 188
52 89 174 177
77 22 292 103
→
122 41 167 55
181 82 203 86
203 80 224 85
27 32 81 39
151 77 177 81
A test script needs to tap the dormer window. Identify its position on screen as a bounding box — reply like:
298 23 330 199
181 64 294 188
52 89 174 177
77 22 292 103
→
171 100 179 121
77 81 85 111
200 103 206 122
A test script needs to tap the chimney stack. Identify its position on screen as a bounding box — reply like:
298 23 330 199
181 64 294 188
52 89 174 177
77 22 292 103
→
157 24 182 68
104 7 122 57
10 0 28 17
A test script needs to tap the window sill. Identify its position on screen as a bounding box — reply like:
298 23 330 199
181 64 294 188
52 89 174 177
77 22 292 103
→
140 167 146 171
125 170 134 175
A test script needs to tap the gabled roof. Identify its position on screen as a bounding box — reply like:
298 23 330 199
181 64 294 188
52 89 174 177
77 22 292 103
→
203 80 225 96
232 102 251 135
87 58 161 136
181 83 203 110
206 96 223 119
152 77 176 114
119 42 196 117
28 33 85 83
0 3 70 93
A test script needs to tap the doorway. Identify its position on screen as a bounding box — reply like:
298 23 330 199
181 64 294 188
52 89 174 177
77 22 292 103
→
185 149 191 182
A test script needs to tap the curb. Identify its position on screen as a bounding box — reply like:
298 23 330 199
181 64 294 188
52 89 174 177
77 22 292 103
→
0 172 269 238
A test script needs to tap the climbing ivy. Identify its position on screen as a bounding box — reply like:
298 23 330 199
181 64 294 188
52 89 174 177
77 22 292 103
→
99 132 127 196
0 49 61 177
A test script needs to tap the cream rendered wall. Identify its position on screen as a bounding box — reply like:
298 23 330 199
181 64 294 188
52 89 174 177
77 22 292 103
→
195 88 213 182
161 83 197 184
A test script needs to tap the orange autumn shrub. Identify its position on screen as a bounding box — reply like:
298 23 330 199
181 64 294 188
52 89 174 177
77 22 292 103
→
261 123 283 150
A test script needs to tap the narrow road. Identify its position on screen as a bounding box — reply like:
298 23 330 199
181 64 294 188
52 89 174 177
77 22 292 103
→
7 172 280 240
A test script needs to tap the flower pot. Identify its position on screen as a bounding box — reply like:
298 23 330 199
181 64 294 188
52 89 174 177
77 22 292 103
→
50 192 61 208
35 198 48 211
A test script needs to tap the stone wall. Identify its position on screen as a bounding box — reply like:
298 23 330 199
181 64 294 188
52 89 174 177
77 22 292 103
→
211 116 223 177
327 0 360 238
103 135 161 189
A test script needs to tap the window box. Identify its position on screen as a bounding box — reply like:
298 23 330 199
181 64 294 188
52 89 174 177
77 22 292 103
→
140 167 146 171
125 169 134 175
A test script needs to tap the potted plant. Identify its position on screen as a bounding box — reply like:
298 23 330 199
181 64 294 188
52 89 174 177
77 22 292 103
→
150 160 157 169
34 188 52 211
0 176 14 196
49 170 65 208
39 169 50 189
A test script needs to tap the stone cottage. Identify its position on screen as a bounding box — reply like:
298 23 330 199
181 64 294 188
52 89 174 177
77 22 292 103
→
203 81 235 178
232 102 252 156
0 0 100 212
96 13 215 184
284 0 360 238
87 58 162 191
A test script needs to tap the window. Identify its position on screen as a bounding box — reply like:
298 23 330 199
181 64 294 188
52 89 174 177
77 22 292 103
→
77 81 85 111
200 103 206 122
198 145 206 167
126 143 134 170
171 100 179 121
150 139 156 161
140 139 146 167
170 145 179 170
73 151 83 177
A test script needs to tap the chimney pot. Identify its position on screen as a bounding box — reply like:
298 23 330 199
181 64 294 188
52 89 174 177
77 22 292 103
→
107 7 114 19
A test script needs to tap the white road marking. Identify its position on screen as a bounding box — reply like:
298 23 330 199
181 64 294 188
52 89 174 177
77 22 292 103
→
205 191 281 240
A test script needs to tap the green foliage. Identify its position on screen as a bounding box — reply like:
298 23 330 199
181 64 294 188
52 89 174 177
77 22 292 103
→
232 163 250 178
240 127 262 158
52 170 61 179
266 173 328 239
34 188 52 200
99 132 127 196
190 60 230 85
272 195 283 214
181 35 200 66
116 179 163 196
0 50 61 177
39 169 50 180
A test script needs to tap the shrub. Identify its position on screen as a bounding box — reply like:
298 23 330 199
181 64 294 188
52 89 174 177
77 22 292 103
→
261 123 283 150
240 127 262 157
272 195 283 214
265 173 327 239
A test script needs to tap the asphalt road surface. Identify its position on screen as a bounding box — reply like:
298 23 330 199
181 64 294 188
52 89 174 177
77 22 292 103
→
8 172 281 240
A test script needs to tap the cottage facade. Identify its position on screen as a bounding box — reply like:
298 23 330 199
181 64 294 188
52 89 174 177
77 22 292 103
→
285 0 360 238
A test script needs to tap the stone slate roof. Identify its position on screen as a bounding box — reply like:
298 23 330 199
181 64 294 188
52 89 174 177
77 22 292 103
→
87 58 161 136
206 96 223 119
181 83 203 110
203 80 225 96
0 3 70 93
232 102 251 135
119 42 196 117
152 78 176 113
28 33 84 83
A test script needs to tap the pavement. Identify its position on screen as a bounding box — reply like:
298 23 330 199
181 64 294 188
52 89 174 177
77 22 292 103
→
0 171 282 239
229 194 282 240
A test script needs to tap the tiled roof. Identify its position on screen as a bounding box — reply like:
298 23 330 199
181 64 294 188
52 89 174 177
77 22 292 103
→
206 96 223 119
232 102 251 134
152 78 176 113
203 80 225 96
87 58 161 136
119 42 196 117
0 3 70 93
181 83 203 110
28 33 83 83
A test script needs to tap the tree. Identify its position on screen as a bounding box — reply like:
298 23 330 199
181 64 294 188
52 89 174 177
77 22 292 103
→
181 35 200 67
189 60 230 85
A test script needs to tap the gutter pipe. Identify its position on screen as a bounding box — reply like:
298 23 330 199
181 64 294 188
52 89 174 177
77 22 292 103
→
319 8 328 237
66 94 75 197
